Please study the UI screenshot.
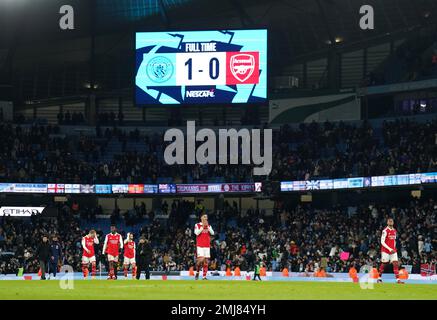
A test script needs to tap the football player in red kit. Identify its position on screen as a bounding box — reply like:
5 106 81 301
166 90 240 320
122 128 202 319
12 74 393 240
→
81 230 99 279
194 213 214 280
102 225 123 280
123 233 136 279
378 218 404 284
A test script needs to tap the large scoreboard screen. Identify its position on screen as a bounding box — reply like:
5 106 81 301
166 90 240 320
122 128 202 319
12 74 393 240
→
135 29 267 105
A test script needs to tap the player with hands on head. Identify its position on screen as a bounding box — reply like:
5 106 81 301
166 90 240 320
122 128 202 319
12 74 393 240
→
123 232 136 279
81 230 99 279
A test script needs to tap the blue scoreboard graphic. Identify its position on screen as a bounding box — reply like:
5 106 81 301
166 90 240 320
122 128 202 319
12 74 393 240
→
135 29 267 105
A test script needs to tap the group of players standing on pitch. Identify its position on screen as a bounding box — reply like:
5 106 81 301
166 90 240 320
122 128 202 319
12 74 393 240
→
81 213 214 280
82 213 404 283
81 225 151 280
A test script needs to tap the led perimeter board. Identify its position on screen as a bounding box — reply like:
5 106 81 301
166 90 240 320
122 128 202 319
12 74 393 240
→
135 29 267 105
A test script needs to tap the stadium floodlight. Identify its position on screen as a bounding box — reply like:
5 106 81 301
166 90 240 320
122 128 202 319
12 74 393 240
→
83 83 99 89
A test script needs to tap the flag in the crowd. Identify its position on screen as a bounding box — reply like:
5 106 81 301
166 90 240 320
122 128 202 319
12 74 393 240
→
340 252 350 261
420 263 436 276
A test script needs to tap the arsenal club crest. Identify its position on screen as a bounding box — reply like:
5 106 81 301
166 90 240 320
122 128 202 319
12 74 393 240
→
226 52 260 85
230 54 256 82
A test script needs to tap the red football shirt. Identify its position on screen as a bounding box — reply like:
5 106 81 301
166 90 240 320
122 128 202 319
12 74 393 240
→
82 236 97 258
194 223 214 248
103 233 123 256
381 227 397 254
124 240 136 259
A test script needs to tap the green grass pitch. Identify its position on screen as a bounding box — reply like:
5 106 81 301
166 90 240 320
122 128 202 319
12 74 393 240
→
0 280 436 300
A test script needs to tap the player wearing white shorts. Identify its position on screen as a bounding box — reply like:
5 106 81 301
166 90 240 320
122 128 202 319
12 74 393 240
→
102 225 123 280
194 213 214 280
123 233 136 278
378 218 403 284
81 230 99 279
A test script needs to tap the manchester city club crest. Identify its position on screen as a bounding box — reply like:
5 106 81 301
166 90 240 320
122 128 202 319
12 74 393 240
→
146 56 174 83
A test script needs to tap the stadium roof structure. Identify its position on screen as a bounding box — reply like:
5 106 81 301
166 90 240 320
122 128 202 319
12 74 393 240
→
1 0 436 54
1 0 437 99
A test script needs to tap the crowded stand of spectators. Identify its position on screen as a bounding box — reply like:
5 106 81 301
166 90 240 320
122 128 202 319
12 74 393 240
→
0 198 435 275
0 118 436 184
269 118 437 181
0 117 435 275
